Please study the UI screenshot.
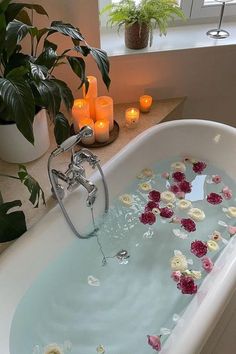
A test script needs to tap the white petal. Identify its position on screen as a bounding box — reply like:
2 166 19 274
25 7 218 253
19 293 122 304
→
174 250 182 256
173 314 180 322
218 220 227 227
187 258 193 265
160 327 171 335
88 275 100 287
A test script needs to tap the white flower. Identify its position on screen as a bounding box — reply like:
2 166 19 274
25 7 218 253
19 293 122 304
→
142 168 154 177
43 343 64 354
227 206 236 218
170 254 188 272
210 231 222 242
119 194 133 207
96 344 105 353
138 182 152 192
167 202 174 209
171 161 186 173
207 240 219 252
177 199 192 210
184 270 202 280
161 191 176 204
188 208 205 221
152 207 160 215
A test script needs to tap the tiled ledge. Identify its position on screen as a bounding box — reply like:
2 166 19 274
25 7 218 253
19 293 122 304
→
0 97 186 230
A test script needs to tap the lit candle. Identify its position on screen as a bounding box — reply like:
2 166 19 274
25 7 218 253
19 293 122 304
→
95 96 114 131
139 95 153 113
125 108 140 128
78 118 95 145
83 76 98 121
72 99 90 131
94 120 109 143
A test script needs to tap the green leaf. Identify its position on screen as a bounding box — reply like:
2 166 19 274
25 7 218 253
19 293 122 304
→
5 3 48 23
44 38 57 51
0 13 6 53
0 0 10 13
4 52 30 76
67 56 86 88
0 76 35 143
35 46 57 69
52 79 74 111
29 62 48 81
90 48 111 90
54 112 70 145
18 165 45 207
36 27 48 43
48 21 84 41
0 200 27 243
6 65 28 79
5 20 32 57
33 79 61 119
74 45 91 57
16 9 32 26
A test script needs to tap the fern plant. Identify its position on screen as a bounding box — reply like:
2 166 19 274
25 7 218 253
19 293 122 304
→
101 0 185 46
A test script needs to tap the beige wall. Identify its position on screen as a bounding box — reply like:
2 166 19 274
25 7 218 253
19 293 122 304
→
18 0 236 126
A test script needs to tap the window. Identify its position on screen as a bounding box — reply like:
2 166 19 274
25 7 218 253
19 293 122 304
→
99 0 236 27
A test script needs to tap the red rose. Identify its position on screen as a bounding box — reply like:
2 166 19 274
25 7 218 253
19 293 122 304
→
148 190 160 202
191 240 208 258
179 180 192 193
139 212 156 225
181 218 196 232
177 275 197 295
207 193 223 205
172 171 186 182
160 207 174 218
193 161 207 174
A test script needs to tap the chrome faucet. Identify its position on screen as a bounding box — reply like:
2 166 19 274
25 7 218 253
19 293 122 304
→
48 126 109 239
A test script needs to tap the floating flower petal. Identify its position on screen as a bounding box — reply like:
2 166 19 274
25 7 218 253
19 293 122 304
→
188 208 205 222
145 201 159 212
161 191 176 204
227 225 236 236
139 212 156 225
191 240 208 258
210 231 222 242
177 275 197 295
139 182 152 192
170 254 188 272
149 190 161 202
171 271 182 282
96 344 105 353
43 344 64 354
201 257 214 273
171 161 186 173
181 218 196 232
142 168 154 177
227 207 236 218
172 171 186 182
207 240 219 252
147 335 161 352
177 199 192 210
212 175 222 184
192 161 207 174
207 192 223 205
119 194 133 207
179 180 192 193
160 207 174 218
222 186 233 200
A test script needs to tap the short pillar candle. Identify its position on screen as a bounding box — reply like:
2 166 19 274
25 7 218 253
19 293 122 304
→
139 95 153 113
125 108 140 128
95 120 109 143
78 118 95 145
72 99 90 131
83 76 98 121
95 96 114 131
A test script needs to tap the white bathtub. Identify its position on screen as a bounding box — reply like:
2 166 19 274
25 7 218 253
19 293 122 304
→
1 119 236 354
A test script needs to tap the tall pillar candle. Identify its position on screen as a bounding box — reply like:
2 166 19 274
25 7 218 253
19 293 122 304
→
79 118 95 145
72 99 90 132
95 96 114 131
83 76 98 121
95 120 109 143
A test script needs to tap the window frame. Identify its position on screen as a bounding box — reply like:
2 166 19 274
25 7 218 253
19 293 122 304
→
191 0 236 19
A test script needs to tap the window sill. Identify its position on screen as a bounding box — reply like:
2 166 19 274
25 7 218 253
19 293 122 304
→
100 21 236 57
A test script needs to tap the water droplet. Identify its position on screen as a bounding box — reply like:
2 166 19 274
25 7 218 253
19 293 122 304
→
173 313 180 322
88 275 100 287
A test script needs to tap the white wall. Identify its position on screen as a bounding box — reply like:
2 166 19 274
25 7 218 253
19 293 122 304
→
17 0 236 126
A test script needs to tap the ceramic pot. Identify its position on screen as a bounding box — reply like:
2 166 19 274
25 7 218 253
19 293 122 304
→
0 109 50 163
125 21 149 49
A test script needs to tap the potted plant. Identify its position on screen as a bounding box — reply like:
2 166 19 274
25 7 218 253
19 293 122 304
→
101 0 185 49
0 165 45 253
0 0 110 163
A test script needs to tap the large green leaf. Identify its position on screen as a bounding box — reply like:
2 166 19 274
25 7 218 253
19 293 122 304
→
29 62 48 81
18 165 45 207
5 3 48 23
52 79 74 111
44 38 57 51
35 46 57 69
0 0 10 13
90 48 110 90
67 56 86 88
0 13 6 53
4 52 30 76
5 20 32 56
0 74 35 143
0 200 27 243
48 21 84 41
54 112 70 145
33 79 61 119
16 9 31 26
74 45 91 57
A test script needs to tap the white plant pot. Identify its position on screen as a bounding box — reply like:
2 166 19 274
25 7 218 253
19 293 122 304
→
0 109 50 163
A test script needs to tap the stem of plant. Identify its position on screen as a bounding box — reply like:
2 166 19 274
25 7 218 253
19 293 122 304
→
31 9 34 56
0 174 20 180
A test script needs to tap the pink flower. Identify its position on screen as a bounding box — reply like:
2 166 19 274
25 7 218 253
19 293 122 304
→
170 184 180 194
201 257 214 273
139 212 156 225
160 207 174 219
179 180 192 193
191 240 208 258
212 175 222 184
227 225 236 236
161 172 170 179
222 186 233 200
171 271 181 282
147 335 161 351
172 171 186 182
193 161 207 174
176 191 185 199
207 192 223 205
148 190 161 202
177 275 197 295
145 201 159 212
181 218 196 232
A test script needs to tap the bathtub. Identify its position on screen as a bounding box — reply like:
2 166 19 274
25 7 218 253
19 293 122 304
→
1 119 236 354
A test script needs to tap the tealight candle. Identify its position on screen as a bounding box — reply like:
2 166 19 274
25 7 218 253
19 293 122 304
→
83 76 98 121
139 95 153 113
125 108 140 128
78 118 95 145
95 96 114 131
95 120 109 143
72 99 90 131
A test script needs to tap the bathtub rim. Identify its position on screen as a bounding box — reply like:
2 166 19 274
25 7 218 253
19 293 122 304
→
0 118 236 354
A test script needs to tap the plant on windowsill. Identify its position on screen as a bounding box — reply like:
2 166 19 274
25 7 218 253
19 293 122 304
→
0 0 110 163
100 0 185 49
0 165 45 253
